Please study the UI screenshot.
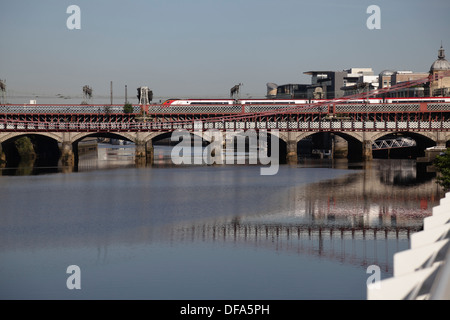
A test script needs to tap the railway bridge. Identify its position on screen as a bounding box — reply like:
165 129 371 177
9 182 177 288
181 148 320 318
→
1 100 450 168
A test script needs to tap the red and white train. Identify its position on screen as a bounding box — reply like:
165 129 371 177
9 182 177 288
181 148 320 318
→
162 97 450 106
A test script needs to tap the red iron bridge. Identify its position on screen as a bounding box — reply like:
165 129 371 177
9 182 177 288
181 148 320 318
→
1 73 450 166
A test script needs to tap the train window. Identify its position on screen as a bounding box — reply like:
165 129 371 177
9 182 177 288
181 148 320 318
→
244 101 295 105
189 102 229 105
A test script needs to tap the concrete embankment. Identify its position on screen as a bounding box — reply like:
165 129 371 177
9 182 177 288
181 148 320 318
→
368 191 450 300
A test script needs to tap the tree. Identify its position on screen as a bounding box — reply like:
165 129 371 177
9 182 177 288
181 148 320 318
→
123 103 134 113
434 148 450 191
15 136 36 160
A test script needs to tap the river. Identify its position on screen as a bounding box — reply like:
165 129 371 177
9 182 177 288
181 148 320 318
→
0 144 444 300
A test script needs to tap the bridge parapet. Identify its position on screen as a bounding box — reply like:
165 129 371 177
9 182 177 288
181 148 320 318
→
2 102 450 114
0 104 141 114
334 103 420 113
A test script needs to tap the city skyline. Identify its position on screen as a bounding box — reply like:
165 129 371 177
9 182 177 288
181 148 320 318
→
1 0 449 104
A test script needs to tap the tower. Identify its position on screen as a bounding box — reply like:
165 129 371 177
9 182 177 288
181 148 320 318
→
137 86 153 115
137 86 150 105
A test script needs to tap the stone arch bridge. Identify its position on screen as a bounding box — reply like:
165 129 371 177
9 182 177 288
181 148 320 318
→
1 101 450 166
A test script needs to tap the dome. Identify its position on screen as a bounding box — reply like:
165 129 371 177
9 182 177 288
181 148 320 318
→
431 59 450 72
430 45 450 72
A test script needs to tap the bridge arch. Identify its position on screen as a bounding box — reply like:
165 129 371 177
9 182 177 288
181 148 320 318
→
370 131 436 159
0 133 62 168
285 131 366 161
146 130 224 144
144 132 169 143
0 132 63 144
70 132 136 144
291 131 365 144
370 131 437 143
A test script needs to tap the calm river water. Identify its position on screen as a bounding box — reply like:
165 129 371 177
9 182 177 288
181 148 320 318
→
0 144 444 300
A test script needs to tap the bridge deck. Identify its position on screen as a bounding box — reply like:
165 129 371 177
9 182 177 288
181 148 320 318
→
1 103 450 133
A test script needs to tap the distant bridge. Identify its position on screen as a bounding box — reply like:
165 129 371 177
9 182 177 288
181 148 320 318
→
372 137 417 150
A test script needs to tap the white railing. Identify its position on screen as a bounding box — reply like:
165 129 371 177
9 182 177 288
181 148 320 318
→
1 119 450 132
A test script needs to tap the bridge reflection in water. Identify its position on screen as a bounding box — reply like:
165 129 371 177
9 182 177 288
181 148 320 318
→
104 156 439 276
164 221 414 274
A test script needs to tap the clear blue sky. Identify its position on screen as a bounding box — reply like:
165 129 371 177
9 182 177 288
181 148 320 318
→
1 0 449 104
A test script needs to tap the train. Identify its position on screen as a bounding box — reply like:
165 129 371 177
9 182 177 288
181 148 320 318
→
162 97 450 106
1 96 450 114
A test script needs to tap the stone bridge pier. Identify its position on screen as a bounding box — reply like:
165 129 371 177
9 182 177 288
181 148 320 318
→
60 141 74 166
362 140 373 161
436 131 448 148
59 133 75 166
285 132 298 165
135 139 154 166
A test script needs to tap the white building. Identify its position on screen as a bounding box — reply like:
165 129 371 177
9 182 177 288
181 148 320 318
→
342 68 379 96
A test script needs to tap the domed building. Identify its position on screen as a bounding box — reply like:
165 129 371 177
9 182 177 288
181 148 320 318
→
429 44 450 96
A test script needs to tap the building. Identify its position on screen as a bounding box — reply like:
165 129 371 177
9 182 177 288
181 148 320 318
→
274 84 309 99
389 71 429 97
266 83 310 99
302 70 347 99
376 45 450 98
270 69 376 100
378 70 394 89
341 68 379 96
429 45 450 97
267 44 450 100
266 83 278 99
